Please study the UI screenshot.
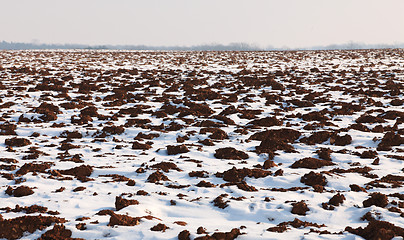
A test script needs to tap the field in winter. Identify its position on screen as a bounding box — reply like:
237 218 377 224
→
0 49 403 240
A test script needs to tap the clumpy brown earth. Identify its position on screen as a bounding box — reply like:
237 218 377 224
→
0 49 403 239
0 215 66 240
345 220 404 240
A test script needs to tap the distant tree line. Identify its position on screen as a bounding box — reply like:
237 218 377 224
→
1 40 403 51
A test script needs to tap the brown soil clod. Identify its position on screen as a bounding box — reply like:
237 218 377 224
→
150 223 169 232
195 228 242 240
267 218 326 233
363 193 389 208
115 196 139 211
214 147 249 160
316 148 333 161
5 186 34 197
300 171 327 186
263 160 277 169
0 215 66 240
330 134 352 146
217 167 271 182
253 129 301 153
108 213 140 226
290 157 334 169
167 144 190 155
236 181 258 192
178 230 191 240
39 224 83 240
16 162 52 176
59 165 93 180
247 116 283 127
196 180 216 188
291 201 310 215
377 131 403 151
361 150 378 159
345 220 404 240
147 171 170 183
300 131 332 145
329 193 346 206
0 123 17 135
5 137 31 147
132 141 152 150
213 194 229 209
350 184 367 192
150 161 182 172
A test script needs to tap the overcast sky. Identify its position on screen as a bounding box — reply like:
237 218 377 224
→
1 0 403 48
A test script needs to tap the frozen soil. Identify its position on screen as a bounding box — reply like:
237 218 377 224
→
0 49 403 240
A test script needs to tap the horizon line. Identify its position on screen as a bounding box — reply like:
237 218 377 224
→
1 40 404 51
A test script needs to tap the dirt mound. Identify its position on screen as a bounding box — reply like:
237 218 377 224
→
189 171 209 178
195 228 241 240
360 150 378 159
32 103 60 122
253 129 301 154
256 137 296 153
0 123 17 135
249 128 301 142
301 111 330 122
147 171 170 183
80 106 99 117
178 230 191 240
199 139 215 146
5 186 34 197
209 129 228 140
378 110 404 120
300 131 332 145
151 162 181 172
356 114 386 124
0 158 18 164
263 160 277 169
301 171 327 186
115 196 139 211
134 132 159 140
331 134 352 146
267 218 326 233
39 224 83 240
236 181 258 192
196 180 216 188
1 205 49 214
132 141 152 150
100 125 125 136
59 130 83 139
290 157 334 169
167 144 189 155
59 165 93 181
213 194 229 209
217 167 271 182
316 148 332 161
377 131 403 151
329 193 345 206
247 116 283 127
108 213 140 226
291 201 310 215
349 184 367 192
345 220 404 240
150 223 169 232
363 193 388 208
0 215 66 240
16 162 52 175
214 148 249 160
5 137 31 147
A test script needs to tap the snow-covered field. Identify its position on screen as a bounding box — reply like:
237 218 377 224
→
0 49 403 240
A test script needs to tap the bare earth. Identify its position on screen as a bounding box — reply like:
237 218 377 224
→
0 50 403 240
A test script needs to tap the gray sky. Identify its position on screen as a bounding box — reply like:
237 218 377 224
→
1 0 403 48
